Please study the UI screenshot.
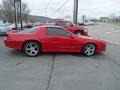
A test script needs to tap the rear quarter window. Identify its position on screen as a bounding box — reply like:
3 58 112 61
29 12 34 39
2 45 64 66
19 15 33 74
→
18 26 39 34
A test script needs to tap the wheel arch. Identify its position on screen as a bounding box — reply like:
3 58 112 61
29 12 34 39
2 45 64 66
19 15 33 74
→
81 42 97 52
22 40 42 51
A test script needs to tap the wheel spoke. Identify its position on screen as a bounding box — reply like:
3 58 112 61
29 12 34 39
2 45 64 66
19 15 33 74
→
85 49 89 54
87 51 91 55
34 45 38 49
26 48 31 51
33 50 38 54
29 43 33 48
90 48 94 51
30 50 34 54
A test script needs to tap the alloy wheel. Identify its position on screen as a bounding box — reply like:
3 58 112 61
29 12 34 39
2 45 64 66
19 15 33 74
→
83 43 96 56
24 41 41 57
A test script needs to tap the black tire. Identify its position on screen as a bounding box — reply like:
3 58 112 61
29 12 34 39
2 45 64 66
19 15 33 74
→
23 41 41 57
82 43 96 56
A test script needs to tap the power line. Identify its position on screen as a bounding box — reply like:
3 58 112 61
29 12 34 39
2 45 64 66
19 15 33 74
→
45 0 64 16
44 0 52 22
50 0 70 16
46 0 52 10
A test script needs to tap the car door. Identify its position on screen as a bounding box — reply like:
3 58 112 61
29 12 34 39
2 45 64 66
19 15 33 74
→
43 27 79 52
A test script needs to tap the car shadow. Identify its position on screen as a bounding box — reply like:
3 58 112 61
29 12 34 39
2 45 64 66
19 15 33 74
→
89 52 109 61
8 49 26 57
8 50 106 59
9 50 55 57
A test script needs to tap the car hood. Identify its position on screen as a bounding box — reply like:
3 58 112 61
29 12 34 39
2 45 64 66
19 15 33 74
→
74 26 85 30
76 36 105 43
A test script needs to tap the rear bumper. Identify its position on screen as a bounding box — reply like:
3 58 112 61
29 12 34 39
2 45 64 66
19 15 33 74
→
4 40 23 50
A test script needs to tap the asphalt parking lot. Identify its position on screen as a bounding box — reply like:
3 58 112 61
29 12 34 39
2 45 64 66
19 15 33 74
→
0 23 120 90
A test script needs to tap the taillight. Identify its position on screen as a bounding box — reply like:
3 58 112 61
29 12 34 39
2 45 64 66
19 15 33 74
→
6 33 11 40
6 34 9 40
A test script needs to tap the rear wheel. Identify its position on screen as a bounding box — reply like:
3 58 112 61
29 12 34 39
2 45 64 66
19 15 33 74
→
82 43 96 56
23 41 41 57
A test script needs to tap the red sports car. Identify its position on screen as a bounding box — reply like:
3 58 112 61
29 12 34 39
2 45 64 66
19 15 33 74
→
4 25 106 57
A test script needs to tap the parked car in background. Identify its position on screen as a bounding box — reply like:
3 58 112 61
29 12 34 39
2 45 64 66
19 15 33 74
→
0 23 12 35
78 22 85 26
85 21 95 26
78 21 95 26
32 22 41 27
50 20 88 36
0 22 33 35
4 25 106 57
7 23 27 30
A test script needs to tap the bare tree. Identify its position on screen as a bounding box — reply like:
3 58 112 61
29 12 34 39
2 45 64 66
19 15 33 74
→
0 0 30 23
109 13 116 22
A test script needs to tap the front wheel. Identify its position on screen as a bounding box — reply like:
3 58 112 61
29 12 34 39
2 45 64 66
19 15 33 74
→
82 43 96 56
75 31 82 36
23 41 41 57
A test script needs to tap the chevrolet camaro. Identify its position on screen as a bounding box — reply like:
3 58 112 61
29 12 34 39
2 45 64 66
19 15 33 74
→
4 25 106 57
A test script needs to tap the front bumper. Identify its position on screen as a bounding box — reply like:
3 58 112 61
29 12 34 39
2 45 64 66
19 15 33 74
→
96 43 106 52
83 31 88 36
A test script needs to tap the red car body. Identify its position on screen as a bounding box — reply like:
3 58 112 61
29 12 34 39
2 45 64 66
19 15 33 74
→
4 25 106 55
50 20 88 36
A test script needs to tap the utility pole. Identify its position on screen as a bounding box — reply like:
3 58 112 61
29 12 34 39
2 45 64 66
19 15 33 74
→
14 0 23 30
45 8 48 23
19 0 23 30
73 0 79 25
14 0 18 29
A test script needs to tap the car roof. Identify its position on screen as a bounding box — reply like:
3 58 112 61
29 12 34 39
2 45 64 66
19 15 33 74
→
40 25 64 29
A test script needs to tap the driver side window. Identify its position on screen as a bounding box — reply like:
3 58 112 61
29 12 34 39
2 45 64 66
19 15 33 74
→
46 27 70 37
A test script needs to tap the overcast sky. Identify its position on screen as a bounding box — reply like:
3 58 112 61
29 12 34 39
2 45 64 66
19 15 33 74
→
0 0 120 19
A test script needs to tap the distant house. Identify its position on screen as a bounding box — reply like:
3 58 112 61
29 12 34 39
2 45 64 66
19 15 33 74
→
100 17 109 23
28 15 53 23
0 10 53 23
